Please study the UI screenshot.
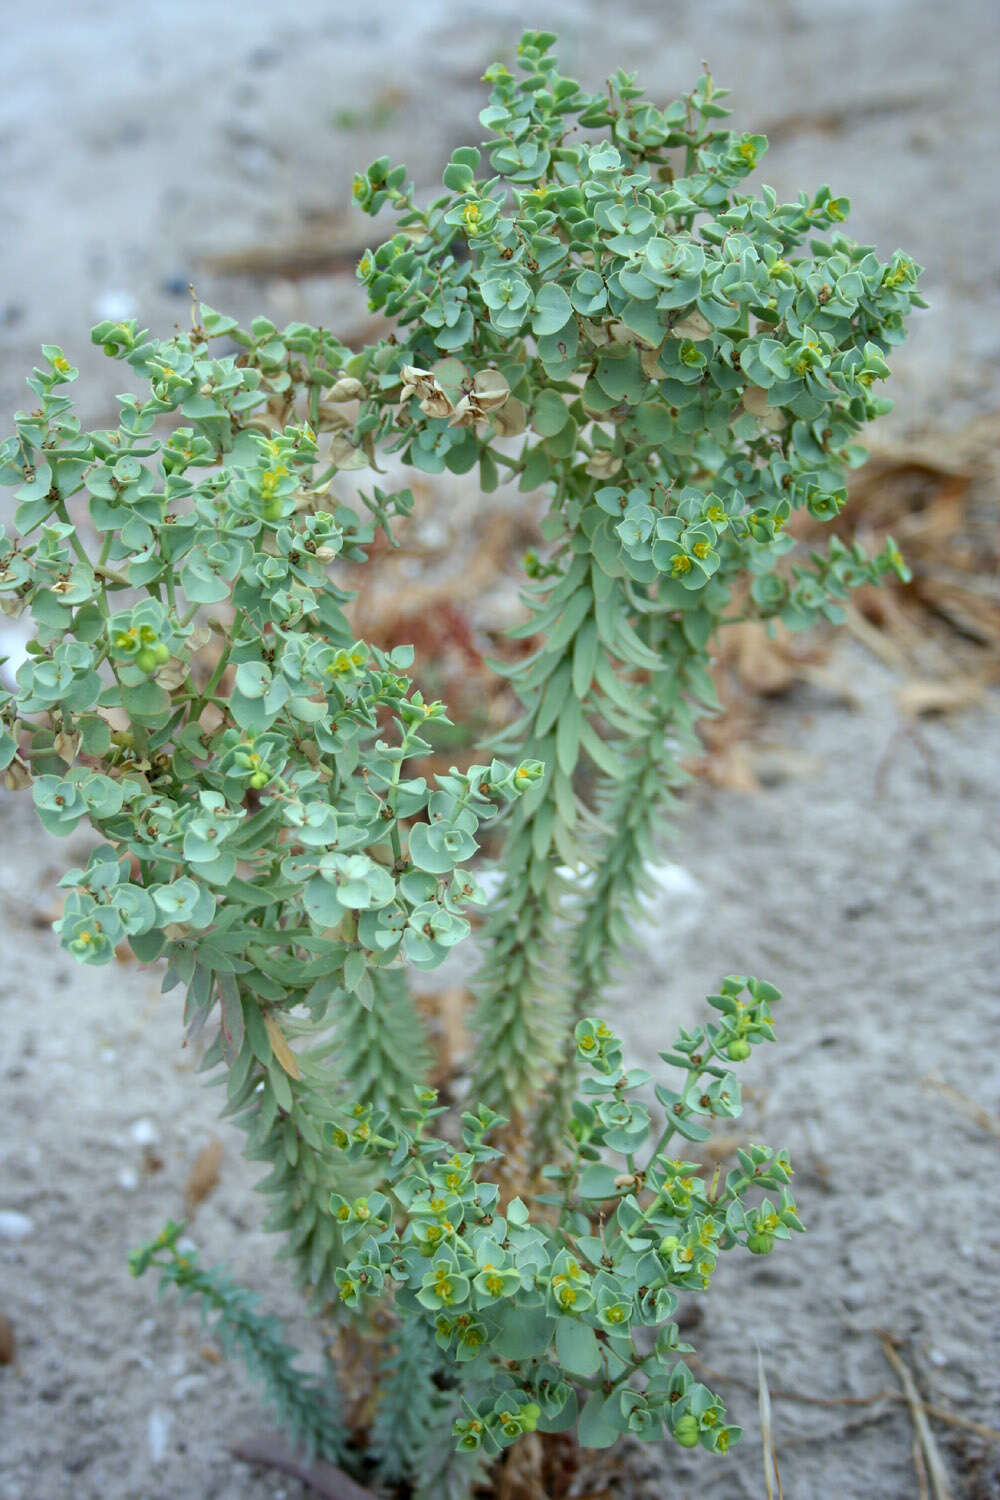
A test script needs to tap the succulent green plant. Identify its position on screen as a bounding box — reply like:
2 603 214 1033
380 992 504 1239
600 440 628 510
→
0 29 921 1496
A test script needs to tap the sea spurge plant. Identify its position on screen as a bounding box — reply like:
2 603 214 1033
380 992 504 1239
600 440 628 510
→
0 30 920 1495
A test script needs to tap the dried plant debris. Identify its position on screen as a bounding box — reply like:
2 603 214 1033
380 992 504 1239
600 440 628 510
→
839 414 1000 667
0 1313 16 1366
183 1138 224 1215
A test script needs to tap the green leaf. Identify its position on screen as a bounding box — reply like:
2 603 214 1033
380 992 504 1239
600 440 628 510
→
556 695 581 778
537 1387 579 1434
492 1305 555 1360
619 297 664 347
577 1163 620 1199
219 975 245 1061
200 304 240 336
268 1059 294 1112
407 822 456 875
593 349 646 404
555 1317 601 1377
571 618 600 698
128 929 166 963
670 1112 712 1142
531 390 570 437
442 162 475 191
303 875 343 926
532 283 572 337
577 1393 621 1449
243 998 272 1066
234 661 271 698
121 679 171 727
344 949 368 993
535 661 571 737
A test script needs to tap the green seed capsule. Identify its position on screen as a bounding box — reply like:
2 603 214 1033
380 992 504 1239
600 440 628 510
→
674 1414 700 1447
153 642 170 664
249 770 268 789
135 648 159 673
747 1230 775 1255
727 1038 751 1061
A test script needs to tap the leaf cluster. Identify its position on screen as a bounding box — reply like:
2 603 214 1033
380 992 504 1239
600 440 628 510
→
326 979 799 1455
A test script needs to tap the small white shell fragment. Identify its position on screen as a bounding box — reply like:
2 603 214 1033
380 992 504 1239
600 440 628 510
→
148 1407 172 1464
129 1117 160 1148
0 1210 33 1241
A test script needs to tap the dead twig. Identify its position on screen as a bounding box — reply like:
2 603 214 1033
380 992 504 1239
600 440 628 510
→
844 602 912 671
873 717 942 798
230 1434 377 1500
198 237 368 282
896 674 993 718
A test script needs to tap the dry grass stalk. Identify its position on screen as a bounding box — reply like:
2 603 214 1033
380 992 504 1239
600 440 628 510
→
758 1350 784 1500
688 1354 1000 1444
880 1335 954 1500
913 1432 932 1500
920 1072 1000 1139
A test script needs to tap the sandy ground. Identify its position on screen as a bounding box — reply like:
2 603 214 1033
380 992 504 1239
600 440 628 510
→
1 2 999 1498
